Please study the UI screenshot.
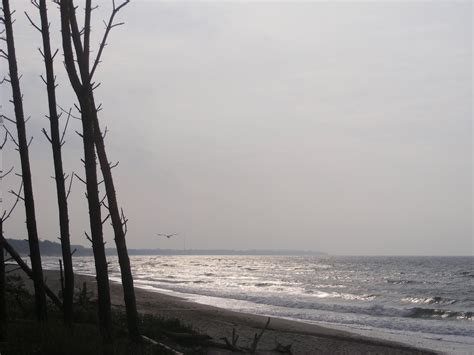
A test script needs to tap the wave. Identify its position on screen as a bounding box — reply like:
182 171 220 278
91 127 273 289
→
135 280 473 322
302 290 376 301
160 263 177 267
341 293 377 301
386 279 420 285
402 296 457 305
408 308 472 320
254 282 274 287
135 278 191 285
133 275 176 282
280 299 472 321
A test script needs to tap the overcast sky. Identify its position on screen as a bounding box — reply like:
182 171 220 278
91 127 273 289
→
1 0 472 255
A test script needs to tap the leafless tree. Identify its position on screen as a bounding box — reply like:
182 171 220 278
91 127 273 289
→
25 0 75 325
1 0 47 321
60 0 139 341
58 0 113 343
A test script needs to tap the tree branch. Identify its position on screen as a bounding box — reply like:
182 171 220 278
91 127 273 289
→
84 231 92 243
24 11 41 32
59 0 82 93
3 181 24 222
74 172 86 185
1 114 16 124
83 0 91 73
57 104 81 120
66 171 74 200
0 130 8 149
60 106 72 145
41 127 52 143
4 125 19 148
67 0 88 84
101 213 110 225
89 0 129 81
0 166 14 179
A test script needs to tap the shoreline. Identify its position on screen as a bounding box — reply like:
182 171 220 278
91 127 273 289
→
36 270 437 354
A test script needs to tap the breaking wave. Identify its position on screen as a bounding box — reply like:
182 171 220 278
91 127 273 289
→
402 296 457 305
408 308 472 320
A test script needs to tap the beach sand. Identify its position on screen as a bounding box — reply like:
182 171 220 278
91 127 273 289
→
32 270 436 354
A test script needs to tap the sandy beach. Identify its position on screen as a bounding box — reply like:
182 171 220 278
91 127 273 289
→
2 0 469 352
33 270 436 354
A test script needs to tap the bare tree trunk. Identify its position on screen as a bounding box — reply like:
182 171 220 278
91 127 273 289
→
2 0 47 321
64 0 139 341
33 0 74 325
81 96 113 342
59 0 112 342
92 104 140 341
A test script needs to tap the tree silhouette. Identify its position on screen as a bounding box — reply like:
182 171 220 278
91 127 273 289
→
62 0 140 341
26 0 75 325
59 0 112 342
1 0 47 321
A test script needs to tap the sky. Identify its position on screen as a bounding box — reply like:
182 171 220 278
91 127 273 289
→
0 0 472 255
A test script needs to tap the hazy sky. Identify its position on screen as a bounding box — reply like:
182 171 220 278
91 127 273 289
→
0 0 472 255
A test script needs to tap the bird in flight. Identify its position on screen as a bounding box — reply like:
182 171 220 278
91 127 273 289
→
156 233 178 239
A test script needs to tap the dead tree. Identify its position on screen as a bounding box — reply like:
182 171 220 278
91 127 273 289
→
26 0 75 325
59 0 112 341
64 0 139 341
93 104 140 341
0 136 9 326
1 0 47 321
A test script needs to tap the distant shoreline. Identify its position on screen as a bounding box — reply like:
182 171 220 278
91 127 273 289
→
5 238 326 257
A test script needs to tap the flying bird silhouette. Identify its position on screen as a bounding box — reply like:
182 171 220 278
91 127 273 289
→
156 233 178 239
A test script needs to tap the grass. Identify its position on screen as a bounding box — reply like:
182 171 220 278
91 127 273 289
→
0 274 208 354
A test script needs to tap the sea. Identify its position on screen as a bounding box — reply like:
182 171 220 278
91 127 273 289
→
43 255 474 354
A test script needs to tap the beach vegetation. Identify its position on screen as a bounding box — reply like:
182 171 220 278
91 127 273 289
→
0 275 202 354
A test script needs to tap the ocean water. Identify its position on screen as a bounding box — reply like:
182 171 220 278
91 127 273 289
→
43 255 473 353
